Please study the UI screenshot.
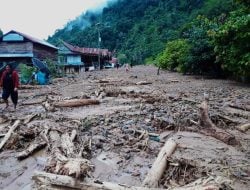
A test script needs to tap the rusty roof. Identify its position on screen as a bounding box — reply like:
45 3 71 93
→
62 41 111 57
2 30 58 50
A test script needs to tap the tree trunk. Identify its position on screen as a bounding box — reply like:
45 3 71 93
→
199 100 239 146
237 123 250 132
32 171 220 190
32 171 164 190
229 103 250 111
143 138 177 188
61 133 75 157
0 120 20 151
54 99 100 107
136 81 152 85
45 130 92 178
17 140 46 160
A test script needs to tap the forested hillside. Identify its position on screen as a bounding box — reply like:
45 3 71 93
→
48 0 249 80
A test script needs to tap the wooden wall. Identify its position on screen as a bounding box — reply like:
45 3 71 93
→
33 43 58 61
0 42 33 54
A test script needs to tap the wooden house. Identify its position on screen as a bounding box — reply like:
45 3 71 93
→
0 30 58 68
58 41 111 73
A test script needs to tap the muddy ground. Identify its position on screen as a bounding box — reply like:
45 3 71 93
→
0 65 249 190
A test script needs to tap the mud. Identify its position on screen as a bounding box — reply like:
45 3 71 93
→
0 65 249 189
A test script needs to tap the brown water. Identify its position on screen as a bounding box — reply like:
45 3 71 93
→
0 150 46 190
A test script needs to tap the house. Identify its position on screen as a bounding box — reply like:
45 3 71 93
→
58 41 111 73
58 41 84 73
0 30 58 63
0 30 58 84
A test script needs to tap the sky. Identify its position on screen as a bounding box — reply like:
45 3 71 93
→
0 0 110 40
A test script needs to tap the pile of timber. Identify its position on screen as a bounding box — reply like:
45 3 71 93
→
32 138 227 189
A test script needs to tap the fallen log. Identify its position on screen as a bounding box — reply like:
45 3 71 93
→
32 171 220 190
43 101 56 112
237 123 250 132
32 171 164 190
0 120 20 151
229 103 250 111
23 114 38 124
45 130 92 178
54 99 100 108
143 138 177 188
70 130 77 141
199 99 239 146
58 158 92 178
216 114 240 124
40 125 50 144
136 81 152 85
17 140 47 160
61 133 75 157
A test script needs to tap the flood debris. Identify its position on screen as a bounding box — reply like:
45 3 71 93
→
143 138 177 188
0 120 20 151
198 97 239 146
17 139 47 160
136 81 152 85
237 123 250 132
0 65 249 190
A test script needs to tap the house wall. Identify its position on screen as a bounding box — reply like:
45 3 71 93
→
82 55 107 68
67 55 82 65
0 42 33 54
33 43 58 61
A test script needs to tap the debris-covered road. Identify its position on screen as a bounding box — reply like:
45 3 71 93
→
0 65 249 190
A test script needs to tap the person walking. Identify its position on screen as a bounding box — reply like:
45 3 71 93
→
0 64 19 110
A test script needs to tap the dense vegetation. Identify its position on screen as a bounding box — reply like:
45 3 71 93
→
48 0 250 80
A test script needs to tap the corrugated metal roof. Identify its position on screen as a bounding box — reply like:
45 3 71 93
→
62 41 111 57
32 58 50 74
1 30 58 50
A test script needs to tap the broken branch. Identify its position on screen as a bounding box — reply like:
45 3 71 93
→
0 120 20 151
199 100 239 146
17 140 47 160
237 123 250 132
143 138 177 188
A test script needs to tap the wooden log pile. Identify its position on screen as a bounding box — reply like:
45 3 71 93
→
44 129 93 178
32 138 228 190
0 79 245 190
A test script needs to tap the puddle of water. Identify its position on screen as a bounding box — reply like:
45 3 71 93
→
0 149 47 190
91 151 153 186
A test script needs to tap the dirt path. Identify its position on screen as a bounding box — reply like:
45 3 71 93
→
0 65 249 189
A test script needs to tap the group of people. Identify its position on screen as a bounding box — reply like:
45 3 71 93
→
0 64 19 110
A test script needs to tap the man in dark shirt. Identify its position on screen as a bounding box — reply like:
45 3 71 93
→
0 64 19 110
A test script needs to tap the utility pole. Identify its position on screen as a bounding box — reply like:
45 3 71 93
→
96 23 101 70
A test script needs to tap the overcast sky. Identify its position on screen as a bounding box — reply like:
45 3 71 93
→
0 0 110 40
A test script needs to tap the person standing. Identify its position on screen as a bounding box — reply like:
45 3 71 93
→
0 64 19 110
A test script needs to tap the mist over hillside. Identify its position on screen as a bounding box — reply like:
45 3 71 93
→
48 0 249 79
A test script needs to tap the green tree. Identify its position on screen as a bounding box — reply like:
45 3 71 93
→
45 58 60 78
157 39 190 72
211 7 250 79
181 16 219 75
0 28 3 36
117 53 128 65
19 64 36 84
